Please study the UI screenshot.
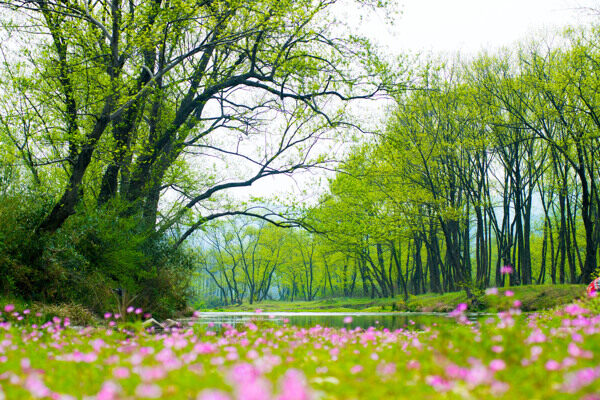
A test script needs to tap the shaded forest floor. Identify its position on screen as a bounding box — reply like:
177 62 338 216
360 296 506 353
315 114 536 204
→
207 284 586 313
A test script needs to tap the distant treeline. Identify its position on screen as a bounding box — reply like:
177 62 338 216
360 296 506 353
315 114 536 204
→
197 26 600 305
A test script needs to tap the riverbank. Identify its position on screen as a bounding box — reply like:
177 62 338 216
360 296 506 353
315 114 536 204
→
0 284 586 325
206 284 586 313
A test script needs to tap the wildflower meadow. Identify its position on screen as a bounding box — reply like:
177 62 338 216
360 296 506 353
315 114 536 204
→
1 292 600 399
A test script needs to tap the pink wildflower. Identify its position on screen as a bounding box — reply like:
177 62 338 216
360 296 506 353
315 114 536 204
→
500 265 514 274
513 300 522 308
562 357 577 368
113 367 130 379
504 290 514 297
196 390 232 400
490 381 510 395
489 359 506 371
491 345 503 353
135 384 162 398
376 362 397 376
343 316 353 324
229 363 260 384
236 378 271 400
525 330 546 344
277 369 311 400
426 375 453 392
137 366 167 381
485 287 499 295
545 360 561 371
3 305 14 313
445 364 468 380
561 367 600 393
246 322 258 331
96 381 121 400
350 365 363 374
564 304 588 316
24 375 52 398
20 358 31 371
449 303 469 324
465 365 492 386
530 346 543 359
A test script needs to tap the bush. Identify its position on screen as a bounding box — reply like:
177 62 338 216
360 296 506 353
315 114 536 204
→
0 191 53 296
0 194 194 318
33 302 98 326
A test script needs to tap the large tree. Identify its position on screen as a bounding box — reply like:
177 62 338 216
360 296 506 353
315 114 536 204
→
0 0 391 240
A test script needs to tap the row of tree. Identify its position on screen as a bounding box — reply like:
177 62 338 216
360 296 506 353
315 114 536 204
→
194 219 343 305
311 27 600 297
197 26 600 303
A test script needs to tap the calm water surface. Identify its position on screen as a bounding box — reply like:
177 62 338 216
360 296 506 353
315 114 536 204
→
189 312 484 331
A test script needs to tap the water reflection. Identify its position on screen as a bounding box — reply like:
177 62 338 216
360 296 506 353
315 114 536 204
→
189 312 480 331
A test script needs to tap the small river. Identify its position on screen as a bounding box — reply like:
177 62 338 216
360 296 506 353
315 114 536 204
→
189 312 484 331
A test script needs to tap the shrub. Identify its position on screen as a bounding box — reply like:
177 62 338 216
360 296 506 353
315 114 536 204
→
32 302 98 326
0 191 53 296
0 194 194 318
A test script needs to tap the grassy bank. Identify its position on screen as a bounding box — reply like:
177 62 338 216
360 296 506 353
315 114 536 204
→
206 284 586 313
0 296 100 325
0 285 586 324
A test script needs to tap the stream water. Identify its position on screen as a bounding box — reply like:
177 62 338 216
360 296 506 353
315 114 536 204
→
188 311 485 331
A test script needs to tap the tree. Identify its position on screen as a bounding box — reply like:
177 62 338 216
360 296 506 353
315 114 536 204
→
0 0 391 240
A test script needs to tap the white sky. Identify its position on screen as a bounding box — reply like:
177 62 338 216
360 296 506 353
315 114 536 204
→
236 0 596 203
366 0 593 55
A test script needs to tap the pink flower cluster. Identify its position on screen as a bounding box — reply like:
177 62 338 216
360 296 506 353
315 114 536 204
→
500 265 514 275
1 299 600 399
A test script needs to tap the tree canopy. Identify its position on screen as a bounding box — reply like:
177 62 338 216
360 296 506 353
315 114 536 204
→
0 0 393 312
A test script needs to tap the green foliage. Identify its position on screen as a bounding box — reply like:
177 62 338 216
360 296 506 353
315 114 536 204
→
33 303 99 326
0 190 54 296
0 194 193 318
41 201 148 306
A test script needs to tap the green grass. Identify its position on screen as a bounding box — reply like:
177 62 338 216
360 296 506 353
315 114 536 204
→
2 295 600 399
204 296 399 313
0 296 99 325
204 284 586 313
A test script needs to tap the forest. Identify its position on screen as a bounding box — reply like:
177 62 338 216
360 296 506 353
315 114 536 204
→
4 1 600 399
0 0 598 315
195 31 600 307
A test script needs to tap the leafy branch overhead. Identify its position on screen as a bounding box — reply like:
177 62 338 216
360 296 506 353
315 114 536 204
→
0 0 393 239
